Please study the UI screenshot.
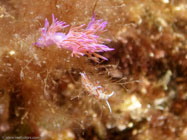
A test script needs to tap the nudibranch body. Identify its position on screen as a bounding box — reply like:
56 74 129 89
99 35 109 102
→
35 14 114 61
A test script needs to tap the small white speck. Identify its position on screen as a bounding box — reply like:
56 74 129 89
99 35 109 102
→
56 5 60 9
174 5 185 11
128 122 134 128
66 131 74 138
162 0 169 3
9 50 15 55
127 95 142 110
149 52 154 57
141 87 147 94
118 125 127 131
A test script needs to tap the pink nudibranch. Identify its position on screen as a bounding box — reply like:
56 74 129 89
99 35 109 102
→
34 14 114 61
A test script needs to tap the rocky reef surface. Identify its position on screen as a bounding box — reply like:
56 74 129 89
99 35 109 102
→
0 0 186 140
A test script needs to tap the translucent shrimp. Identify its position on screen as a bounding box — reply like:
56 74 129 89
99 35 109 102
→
80 72 114 113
